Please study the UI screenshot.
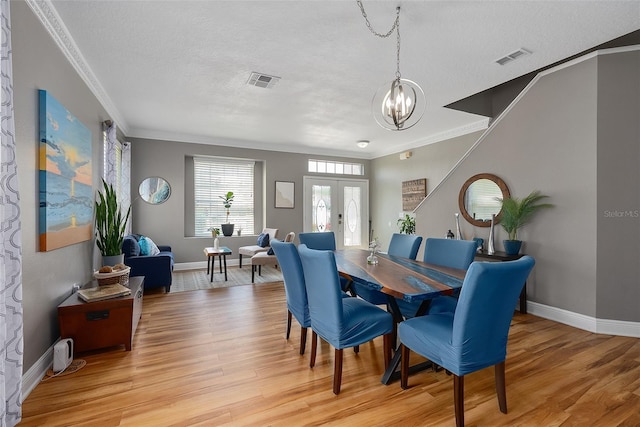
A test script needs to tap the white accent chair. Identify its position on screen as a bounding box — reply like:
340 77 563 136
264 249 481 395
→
250 232 295 282
238 228 279 268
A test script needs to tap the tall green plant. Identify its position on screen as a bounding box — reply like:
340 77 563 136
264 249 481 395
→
498 190 553 241
219 191 234 224
95 179 131 256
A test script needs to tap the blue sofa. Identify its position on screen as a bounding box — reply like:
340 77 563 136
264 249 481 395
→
121 235 174 292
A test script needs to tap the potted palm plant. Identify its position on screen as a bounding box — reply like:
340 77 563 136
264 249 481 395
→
95 179 131 265
498 190 553 255
219 191 235 236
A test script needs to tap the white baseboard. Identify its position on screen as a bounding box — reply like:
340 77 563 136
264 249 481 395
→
22 341 54 402
527 301 640 338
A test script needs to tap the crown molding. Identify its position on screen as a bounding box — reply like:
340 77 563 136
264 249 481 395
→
26 0 130 133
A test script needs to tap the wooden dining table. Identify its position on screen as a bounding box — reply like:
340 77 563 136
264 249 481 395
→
334 249 467 384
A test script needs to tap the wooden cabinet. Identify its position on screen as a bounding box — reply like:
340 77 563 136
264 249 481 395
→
58 276 144 353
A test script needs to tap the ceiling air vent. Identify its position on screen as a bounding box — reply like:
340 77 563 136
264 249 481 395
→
495 48 532 66
247 72 280 89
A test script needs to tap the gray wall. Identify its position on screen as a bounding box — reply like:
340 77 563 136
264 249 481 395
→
370 131 481 250
596 51 640 321
404 50 640 321
127 138 371 264
12 2 112 370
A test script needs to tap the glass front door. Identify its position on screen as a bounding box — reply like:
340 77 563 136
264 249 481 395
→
303 177 369 249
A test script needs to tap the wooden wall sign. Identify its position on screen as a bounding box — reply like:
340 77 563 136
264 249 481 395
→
402 179 427 211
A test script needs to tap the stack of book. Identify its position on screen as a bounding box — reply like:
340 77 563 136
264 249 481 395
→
77 284 131 302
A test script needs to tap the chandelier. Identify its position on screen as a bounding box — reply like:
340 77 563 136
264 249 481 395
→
357 2 425 131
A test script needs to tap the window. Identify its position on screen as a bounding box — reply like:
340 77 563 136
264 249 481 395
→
194 157 255 236
308 159 364 176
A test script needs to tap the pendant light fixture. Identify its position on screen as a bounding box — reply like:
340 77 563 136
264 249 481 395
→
357 2 425 131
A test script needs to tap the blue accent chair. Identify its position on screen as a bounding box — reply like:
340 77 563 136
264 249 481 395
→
298 244 394 394
399 256 535 427
121 235 174 292
396 238 476 318
270 238 310 355
297 231 352 293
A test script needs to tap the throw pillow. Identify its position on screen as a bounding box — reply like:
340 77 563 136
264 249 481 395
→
267 247 274 255
138 236 150 256
257 233 270 248
145 237 161 256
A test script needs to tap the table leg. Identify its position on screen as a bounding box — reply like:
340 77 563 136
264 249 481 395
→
210 256 214 282
219 255 223 274
223 255 228 281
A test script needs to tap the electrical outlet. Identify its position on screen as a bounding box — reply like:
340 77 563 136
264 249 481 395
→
72 283 81 293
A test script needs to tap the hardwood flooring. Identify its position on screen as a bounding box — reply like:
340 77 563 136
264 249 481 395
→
21 283 640 426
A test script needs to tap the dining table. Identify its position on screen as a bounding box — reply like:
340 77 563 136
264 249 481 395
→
334 248 467 384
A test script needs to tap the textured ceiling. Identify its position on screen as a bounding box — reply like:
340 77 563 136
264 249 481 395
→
39 0 640 158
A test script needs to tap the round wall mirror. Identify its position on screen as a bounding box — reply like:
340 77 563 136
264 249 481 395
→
458 173 510 227
139 177 171 205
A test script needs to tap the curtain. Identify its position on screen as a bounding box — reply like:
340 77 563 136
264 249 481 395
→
103 122 132 234
1 0 24 425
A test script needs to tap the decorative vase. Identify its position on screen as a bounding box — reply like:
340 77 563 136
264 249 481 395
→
503 240 522 256
487 214 496 255
213 237 220 250
221 223 234 237
455 213 464 240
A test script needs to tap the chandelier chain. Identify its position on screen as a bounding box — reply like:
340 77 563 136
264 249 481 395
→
356 2 402 79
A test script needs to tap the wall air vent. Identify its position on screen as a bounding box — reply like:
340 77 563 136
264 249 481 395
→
495 48 532 66
247 72 280 89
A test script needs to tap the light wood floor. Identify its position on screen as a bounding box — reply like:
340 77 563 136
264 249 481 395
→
21 283 640 426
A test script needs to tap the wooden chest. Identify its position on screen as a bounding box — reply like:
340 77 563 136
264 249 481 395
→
57 276 144 353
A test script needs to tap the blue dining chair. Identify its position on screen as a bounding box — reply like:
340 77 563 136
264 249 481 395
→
399 256 535 427
396 238 477 319
298 244 394 394
388 233 423 259
298 231 336 250
270 238 310 355
298 231 353 294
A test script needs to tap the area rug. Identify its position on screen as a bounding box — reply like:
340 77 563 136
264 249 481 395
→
170 265 283 293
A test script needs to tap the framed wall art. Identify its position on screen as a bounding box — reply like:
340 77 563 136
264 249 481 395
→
38 90 93 251
402 178 427 211
275 181 294 208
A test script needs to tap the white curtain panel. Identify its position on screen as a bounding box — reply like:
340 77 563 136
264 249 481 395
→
1 0 24 425
121 141 131 234
104 123 132 234
103 122 118 188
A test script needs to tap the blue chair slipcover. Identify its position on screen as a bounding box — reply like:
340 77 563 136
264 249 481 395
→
297 231 352 294
351 233 424 306
396 238 477 318
298 244 394 394
399 256 535 427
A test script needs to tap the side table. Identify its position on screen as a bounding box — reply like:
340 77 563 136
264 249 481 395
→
475 251 528 314
57 276 144 353
204 246 232 281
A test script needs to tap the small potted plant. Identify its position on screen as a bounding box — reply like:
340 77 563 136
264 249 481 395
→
498 190 553 255
219 191 234 236
95 179 131 266
397 214 416 234
208 227 220 238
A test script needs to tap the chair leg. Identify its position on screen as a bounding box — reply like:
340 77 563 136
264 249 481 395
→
310 331 317 368
259 265 262 276
286 311 292 339
400 344 410 389
383 333 392 370
333 348 344 395
354 345 359 354
495 361 507 413
454 374 465 427
251 266 255 283
300 327 307 355
239 254 242 268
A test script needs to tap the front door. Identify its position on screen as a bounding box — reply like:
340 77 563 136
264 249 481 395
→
303 177 369 249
